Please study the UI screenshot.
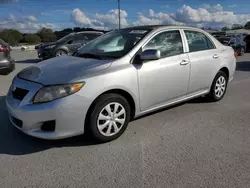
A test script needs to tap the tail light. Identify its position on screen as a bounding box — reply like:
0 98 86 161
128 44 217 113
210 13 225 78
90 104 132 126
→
0 45 9 52
234 51 237 58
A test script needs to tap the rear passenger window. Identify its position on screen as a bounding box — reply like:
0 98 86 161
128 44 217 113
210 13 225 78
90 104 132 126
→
144 30 183 58
185 30 215 52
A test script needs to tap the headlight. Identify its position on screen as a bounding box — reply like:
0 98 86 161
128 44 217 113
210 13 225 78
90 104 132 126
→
44 45 56 49
33 82 85 103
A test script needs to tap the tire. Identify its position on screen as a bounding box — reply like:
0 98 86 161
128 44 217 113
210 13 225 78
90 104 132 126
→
55 50 67 56
21 47 25 51
207 71 228 102
86 93 131 142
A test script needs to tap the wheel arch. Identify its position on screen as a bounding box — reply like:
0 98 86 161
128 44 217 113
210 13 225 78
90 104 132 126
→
54 46 69 55
219 67 229 79
84 88 137 130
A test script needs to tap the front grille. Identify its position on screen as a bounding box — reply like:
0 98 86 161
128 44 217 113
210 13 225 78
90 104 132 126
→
12 116 23 128
12 87 29 101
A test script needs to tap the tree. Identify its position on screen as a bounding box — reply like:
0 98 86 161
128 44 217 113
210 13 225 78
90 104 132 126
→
231 24 243 30
244 21 250 29
0 29 22 45
73 27 81 32
37 27 56 42
221 26 230 31
24 34 41 44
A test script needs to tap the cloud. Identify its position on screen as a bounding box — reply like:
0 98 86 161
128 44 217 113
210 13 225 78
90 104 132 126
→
201 4 223 12
24 15 37 22
55 10 72 14
0 0 17 4
8 14 16 21
174 5 250 26
133 9 183 26
41 12 53 16
228 4 239 8
132 4 250 29
0 14 60 33
70 8 127 29
94 9 128 28
160 5 170 9
70 8 92 26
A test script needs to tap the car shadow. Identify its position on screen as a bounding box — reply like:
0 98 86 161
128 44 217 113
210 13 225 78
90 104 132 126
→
0 96 99 156
15 59 41 64
236 61 250 72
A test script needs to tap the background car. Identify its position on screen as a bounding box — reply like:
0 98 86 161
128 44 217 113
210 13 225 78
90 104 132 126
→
0 39 15 75
10 45 28 51
37 31 104 60
244 34 250 52
216 36 246 56
211 31 226 38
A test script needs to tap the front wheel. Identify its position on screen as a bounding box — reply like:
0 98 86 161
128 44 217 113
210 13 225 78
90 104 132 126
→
207 71 228 102
55 50 67 56
86 93 131 142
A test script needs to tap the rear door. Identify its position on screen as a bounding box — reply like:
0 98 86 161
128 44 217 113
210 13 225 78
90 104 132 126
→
184 30 221 96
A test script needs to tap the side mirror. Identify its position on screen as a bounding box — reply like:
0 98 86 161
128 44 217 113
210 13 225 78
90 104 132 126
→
67 40 73 44
140 49 161 61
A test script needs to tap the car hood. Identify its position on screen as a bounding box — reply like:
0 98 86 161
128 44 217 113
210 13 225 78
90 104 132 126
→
40 42 57 48
17 56 113 85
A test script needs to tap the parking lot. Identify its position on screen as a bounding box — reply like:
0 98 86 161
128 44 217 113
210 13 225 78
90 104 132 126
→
1 51 250 187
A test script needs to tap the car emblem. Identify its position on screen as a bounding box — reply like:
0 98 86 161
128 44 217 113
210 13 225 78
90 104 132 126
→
11 85 16 92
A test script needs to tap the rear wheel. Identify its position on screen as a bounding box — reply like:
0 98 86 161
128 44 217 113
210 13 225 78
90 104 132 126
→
21 47 25 51
207 71 228 102
55 50 67 56
86 93 131 142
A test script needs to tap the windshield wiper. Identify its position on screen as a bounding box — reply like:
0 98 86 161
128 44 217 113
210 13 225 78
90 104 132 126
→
77 53 118 60
77 53 103 59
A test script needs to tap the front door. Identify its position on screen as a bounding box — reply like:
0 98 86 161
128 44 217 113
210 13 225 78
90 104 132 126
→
137 30 190 111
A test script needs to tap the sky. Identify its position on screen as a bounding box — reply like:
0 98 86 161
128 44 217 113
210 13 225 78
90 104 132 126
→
0 0 250 33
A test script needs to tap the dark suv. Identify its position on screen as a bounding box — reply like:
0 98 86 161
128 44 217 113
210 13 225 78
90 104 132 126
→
0 39 15 75
217 36 246 56
37 31 104 60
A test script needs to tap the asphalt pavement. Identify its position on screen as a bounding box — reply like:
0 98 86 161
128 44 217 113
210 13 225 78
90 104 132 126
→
0 51 250 187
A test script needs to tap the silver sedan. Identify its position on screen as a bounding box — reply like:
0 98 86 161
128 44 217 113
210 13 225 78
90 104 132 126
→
6 25 236 142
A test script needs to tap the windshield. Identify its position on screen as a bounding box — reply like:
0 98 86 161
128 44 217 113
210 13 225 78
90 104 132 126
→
57 34 73 43
74 29 151 59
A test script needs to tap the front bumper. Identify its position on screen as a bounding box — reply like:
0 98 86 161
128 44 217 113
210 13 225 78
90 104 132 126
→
0 58 15 74
37 48 54 59
6 77 91 140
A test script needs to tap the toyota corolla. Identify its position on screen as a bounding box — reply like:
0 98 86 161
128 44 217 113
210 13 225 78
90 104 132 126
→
6 25 236 142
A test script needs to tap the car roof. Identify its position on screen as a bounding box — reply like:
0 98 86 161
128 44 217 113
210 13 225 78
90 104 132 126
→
121 25 205 31
76 31 104 34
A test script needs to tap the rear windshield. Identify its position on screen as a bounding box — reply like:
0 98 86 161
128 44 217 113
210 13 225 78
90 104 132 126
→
0 39 9 46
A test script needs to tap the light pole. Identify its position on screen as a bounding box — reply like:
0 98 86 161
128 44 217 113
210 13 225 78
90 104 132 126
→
118 0 121 29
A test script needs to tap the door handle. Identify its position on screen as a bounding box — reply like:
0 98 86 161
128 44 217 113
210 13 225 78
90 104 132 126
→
180 60 189 65
213 54 219 58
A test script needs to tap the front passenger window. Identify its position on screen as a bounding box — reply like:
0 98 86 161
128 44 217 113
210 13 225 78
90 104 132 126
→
144 30 183 58
185 30 215 52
